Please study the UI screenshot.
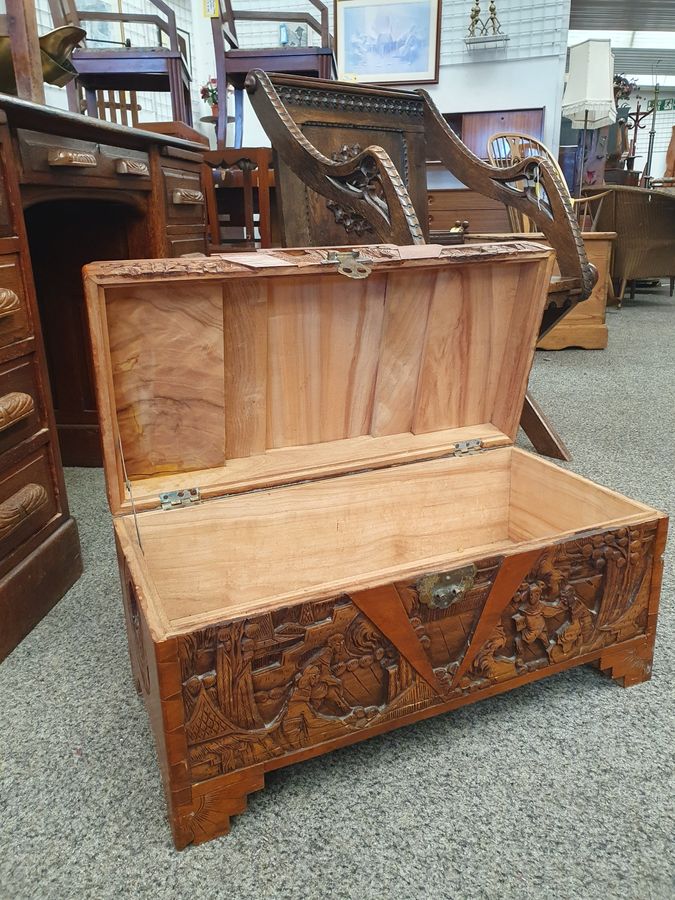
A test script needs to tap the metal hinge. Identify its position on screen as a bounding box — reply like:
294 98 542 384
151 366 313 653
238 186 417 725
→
452 439 484 456
159 488 201 510
323 249 372 279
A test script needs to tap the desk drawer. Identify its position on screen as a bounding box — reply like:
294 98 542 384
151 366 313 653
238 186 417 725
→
166 227 207 257
0 448 56 560
163 166 205 225
18 131 151 187
0 255 32 350
0 355 43 457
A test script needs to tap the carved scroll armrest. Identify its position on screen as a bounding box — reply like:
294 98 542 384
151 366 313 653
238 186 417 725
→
419 89 597 312
245 69 424 246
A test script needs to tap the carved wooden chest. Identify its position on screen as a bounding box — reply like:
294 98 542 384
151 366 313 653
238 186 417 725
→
83 242 667 849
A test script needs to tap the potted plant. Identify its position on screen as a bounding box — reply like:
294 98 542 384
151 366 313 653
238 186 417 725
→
200 78 219 118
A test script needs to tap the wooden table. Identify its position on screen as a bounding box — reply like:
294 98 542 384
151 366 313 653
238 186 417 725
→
0 94 208 660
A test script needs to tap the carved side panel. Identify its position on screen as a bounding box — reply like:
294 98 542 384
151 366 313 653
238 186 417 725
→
175 523 658 785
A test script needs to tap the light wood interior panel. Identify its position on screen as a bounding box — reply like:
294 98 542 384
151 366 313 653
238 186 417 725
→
266 273 387 447
131 450 514 626
371 270 434 435
123 447 654 634
108 282 225 476
223 279 268 458
96 249 554 503
508 449 652 541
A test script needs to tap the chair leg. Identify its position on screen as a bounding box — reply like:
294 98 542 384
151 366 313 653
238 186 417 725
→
84 87 98 118
629 280 636 301
520 391 571 462
670 277 674 297
617 277 628 309
65 79 80 114
234 88 244 149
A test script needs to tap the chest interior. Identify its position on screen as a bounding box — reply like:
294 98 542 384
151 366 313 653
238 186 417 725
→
84 244 655 638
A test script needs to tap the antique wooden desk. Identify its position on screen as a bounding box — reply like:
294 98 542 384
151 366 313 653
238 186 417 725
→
0 94 208 660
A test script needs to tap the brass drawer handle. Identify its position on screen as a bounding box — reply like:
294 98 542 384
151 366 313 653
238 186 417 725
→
0 392 34 431
48 149 98 168
0 288 20 319
116 158 150 176
0 483 48 540
172 188 204 205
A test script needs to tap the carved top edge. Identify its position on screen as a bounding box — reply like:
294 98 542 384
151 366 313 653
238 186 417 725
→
85 241 552 281
276 84 425 119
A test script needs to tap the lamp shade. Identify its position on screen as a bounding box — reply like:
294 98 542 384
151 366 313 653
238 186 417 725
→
563 39 617 130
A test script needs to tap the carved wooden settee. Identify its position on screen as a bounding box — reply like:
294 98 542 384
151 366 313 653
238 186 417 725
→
245 71 596 339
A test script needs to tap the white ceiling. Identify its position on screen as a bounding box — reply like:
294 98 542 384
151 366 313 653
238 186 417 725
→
570 1 675 32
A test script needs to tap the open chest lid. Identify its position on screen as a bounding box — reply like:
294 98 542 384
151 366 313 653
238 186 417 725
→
83 242 554 517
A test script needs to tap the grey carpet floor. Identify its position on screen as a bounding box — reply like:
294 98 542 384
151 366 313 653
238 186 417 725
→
1 288 674 900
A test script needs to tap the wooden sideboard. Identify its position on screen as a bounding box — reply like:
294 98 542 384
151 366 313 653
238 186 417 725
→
0 95 208 660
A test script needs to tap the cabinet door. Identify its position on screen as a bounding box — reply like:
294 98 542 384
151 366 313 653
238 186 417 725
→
461 109 545 159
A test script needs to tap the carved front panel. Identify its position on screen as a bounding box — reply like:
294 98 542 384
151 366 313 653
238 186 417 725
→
177 524 657 783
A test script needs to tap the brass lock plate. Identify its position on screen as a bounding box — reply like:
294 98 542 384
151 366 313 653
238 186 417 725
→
323 249 372 279
417 564 477 609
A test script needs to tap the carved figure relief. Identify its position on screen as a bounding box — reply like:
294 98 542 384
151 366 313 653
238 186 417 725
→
177 525 656 782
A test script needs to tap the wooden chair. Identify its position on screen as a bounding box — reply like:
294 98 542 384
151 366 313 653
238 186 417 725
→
48 0 192 126
246 71 598 461
211 1 335 149
203 148 273 249
487 132 610 232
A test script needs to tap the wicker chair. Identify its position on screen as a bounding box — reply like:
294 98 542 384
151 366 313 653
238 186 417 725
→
592 185 675 302
488 132 610 232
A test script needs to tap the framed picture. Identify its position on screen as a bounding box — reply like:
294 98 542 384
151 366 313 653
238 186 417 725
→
334 0 441 85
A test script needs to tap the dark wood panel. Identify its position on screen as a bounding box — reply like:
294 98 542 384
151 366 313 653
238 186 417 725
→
0 517 81 662
459 109 545 159
25 199 136 466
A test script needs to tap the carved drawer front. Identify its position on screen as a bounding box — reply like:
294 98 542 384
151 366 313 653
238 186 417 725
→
0 355 43 457
0 255 32 350
17 131 151 187
100 146 151 187
162 166 205 225
0 449 56 560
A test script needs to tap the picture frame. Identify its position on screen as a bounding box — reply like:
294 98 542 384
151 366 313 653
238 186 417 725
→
334 0 441 85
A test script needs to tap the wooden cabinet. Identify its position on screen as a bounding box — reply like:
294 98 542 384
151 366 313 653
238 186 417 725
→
0 95 209 661
1 97 209 468
0 115 81 661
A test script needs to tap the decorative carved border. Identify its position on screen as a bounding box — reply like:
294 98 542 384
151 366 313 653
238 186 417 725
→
277 84 425 120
